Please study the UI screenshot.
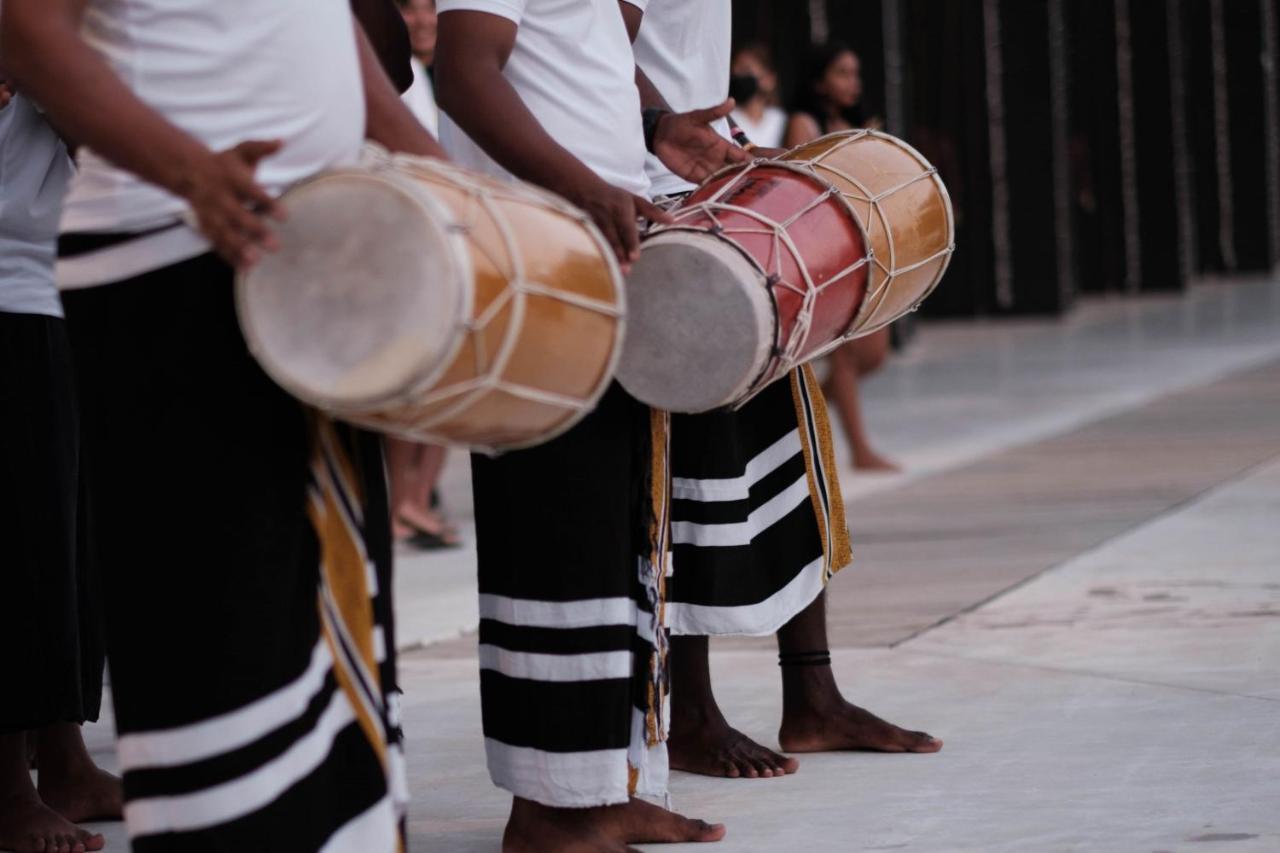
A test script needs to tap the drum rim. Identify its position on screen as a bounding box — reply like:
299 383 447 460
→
235 164 476 415
618 227 774 413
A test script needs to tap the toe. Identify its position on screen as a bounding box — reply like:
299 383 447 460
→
691 819 727 843
905 730 943 752
82 833 105 853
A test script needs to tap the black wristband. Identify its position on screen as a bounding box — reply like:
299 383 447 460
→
643 108 670 154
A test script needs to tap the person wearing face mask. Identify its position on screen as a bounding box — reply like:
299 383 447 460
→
728 44 786 149
786 43 899 473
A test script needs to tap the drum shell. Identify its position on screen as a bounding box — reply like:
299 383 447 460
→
238 157 624 453
357 160 623 451
780 130 954 336
679 164 870 377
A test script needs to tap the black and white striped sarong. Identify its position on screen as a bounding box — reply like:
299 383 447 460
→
62 251 406 851
667 364 851 636
470 383 671 807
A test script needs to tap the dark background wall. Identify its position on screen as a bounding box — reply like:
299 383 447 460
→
730 0 1280 318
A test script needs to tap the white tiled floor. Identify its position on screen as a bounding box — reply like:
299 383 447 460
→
394 275 1280 646
70 275 1280 851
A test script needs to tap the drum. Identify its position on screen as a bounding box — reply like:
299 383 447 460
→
620 161 871 413
619 129 953 414
237 152 625 453
779 129 954 337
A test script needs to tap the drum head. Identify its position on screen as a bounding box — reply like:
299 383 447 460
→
618 231 773 413
237 170 468 412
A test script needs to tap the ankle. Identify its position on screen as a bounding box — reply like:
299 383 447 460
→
781 668 844 715
670 701 728 735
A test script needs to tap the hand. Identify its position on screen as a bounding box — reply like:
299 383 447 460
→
654 98 753 184
179 140 287 270
562 174 674 270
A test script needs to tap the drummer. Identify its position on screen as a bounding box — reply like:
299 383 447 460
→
433 0 746 848
622 0 943 780
2 0 442 848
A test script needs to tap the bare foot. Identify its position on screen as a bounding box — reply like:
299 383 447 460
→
395 502 461 548
0 793 105 853
851 448 901 473
503 796 724 852
779 699 941 754
37 765 122 825
669 713 798 779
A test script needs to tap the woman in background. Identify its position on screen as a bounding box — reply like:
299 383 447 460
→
729 44 786 149
787 43 898 472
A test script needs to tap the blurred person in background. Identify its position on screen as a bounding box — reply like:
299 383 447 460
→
0 69 120 853
787 43 898 472
390 0 459 552
728 44 786 149
397 0 438 132
387 441 460 550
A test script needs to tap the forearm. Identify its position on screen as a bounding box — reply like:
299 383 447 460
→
358 23 446 158
434 61 599 198
1 0 210 198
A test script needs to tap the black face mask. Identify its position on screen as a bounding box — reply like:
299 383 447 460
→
729 74 760 104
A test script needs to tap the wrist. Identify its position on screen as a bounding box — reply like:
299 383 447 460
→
643 108 671 154
165 138 218 201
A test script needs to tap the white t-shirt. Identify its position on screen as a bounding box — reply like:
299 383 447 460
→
626 0 732 198
731 105 787 149
0 94 73 317
61 0 366 238
403 58 440 135
437 0 648 197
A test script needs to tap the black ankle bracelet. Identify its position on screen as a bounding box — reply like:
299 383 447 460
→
778 650 831 667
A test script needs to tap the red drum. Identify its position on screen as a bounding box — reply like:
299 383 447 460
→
619 161 870 413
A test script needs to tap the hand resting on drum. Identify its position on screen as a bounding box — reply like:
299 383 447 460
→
181 140 288 270
558 172 674 270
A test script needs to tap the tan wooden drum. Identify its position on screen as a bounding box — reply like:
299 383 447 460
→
237 152 625 453
779 129 955 337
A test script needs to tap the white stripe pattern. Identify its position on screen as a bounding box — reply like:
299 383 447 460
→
484 739 631 809
671 429 803 502
478 645 633 682
125 689 358 836
667 556 827 637
116 639 333 771
671 474 810 547
479 593 638 629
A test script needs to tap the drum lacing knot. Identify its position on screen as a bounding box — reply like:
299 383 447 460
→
765 272 782 287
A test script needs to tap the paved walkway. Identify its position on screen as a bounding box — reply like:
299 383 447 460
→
76 276 1280 851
